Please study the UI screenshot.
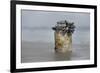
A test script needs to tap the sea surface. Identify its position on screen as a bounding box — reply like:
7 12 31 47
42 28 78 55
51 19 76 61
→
21 29 90 63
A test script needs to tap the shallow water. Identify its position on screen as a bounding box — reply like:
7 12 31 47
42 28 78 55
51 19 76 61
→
21 41 90 63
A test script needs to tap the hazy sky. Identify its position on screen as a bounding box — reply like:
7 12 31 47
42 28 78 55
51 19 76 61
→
21 10 90 44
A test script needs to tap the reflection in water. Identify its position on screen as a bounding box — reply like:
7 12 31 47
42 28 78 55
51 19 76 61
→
21 41 90 63
53 51 72 61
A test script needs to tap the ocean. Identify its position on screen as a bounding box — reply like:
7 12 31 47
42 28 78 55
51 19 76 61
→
21 28 90 63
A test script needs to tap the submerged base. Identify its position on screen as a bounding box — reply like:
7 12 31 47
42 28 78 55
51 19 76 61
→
55 47 72 53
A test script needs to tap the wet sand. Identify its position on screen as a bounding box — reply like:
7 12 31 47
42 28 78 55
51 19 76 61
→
21 41 90 63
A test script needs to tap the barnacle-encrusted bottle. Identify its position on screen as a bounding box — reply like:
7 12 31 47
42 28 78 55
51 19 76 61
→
52 20 75 53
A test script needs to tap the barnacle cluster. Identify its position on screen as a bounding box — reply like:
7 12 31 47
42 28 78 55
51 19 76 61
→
52 20 75 35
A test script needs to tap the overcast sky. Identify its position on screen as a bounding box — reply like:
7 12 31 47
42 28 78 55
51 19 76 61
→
21 10 90 44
